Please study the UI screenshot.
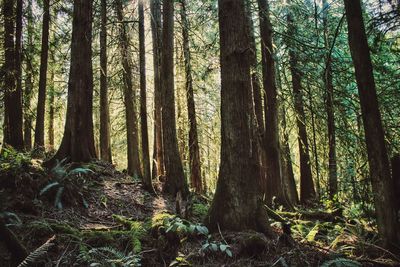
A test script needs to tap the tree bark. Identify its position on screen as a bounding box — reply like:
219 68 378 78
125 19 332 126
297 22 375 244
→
286 3 315 204
46 0 96 165
115 0 142 178
206 0 271 234
344 0 399 250
323 0 338 201
258 0 288 207
180 0 203 194
139 0 154 192
99 0 112 163
48 50 55 151
34 0 50 152
150 0 165 180
3 0 24 150
160 0 189 197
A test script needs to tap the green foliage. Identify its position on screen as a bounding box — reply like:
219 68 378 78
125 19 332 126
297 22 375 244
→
321 258 361 267
39 159 93 209
169 253 192 266
78 246 141 267
161 216 209 237
112 215 146 253
191 203 208 221
0 147 32 175
201 240 232 258
18 236 55 267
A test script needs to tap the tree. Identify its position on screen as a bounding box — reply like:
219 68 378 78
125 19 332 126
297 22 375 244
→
160 0 189 197
34 0 51 152
139 0 153 192
206 0 271 234
150 0 165 180
99 0 112 163
344 0 400 250
2 0 24 151
323 0 338 200
46 0 96 165
24 0 34 151
115 0 142 178
258 0 289 207
286 1 316 204
180 0 203 193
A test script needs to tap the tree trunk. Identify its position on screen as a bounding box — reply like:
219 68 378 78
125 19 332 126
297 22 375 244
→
258 0 288 207
115 0 142 178
150 0 165 180
139 0 154 192
161 0 189 197
323 0 338 201
34 0 50 152
286 4 315 204
48 50 55 151
24 0 34 151
206 0 271 234
3 0 24 150
99 0 112 163
180 0 203 194
391 154 400 218
46 0 96 165
344 0 399 250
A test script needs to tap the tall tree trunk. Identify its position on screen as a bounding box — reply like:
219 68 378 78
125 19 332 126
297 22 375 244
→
34 0 50 151
286 3 315 204
323 0 338 200
139 0 154 192
99 0 112 163
115 0 142 178
207 0 271 235
3 0 24 150
161 0 189 197
344 0 399 250
150 0 165 180
180 0 203 194
258 0 288 207
47 50 55 151
15 0 24 146
46 0 96 165
24 0 34 151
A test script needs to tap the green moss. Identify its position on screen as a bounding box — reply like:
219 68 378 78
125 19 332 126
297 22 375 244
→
112 214 148 253
192 203 209 220
149 212 174 229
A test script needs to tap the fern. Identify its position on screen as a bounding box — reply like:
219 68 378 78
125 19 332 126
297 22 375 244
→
17 235 55 267
321 258 361 267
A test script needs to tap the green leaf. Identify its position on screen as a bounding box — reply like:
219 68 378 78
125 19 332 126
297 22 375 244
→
40 182 60 196
55 187 64 209
211 243 218 252
306 224 319 242
219 244 227 252
225 249 232 257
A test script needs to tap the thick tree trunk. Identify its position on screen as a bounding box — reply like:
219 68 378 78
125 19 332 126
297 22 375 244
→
323 0 338 200
99 0 112 163
286 4 315 204
3 0 24 150
344 0 399 250
207 0 271 234
34 0 50 151
115 0 142 178
150 0 165 180
258 0 288 207
391 155 400 218
161 0 189 197
139 0 154 192
180 0 203 194
24 0 34 151
46 0 96 165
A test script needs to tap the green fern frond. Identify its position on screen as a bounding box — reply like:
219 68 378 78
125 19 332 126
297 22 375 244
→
17 235 56 267
321 257 361 267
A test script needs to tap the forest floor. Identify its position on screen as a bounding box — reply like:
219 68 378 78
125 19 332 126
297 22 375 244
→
0 155 399 266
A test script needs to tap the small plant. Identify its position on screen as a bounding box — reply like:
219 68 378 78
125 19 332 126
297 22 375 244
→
0 147 32 175
78 246 141 267
40 159 93 209
201 240 233 257
163 216 209 237
321 258 361 267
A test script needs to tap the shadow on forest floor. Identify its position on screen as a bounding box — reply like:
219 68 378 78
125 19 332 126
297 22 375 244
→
0 155 399 266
